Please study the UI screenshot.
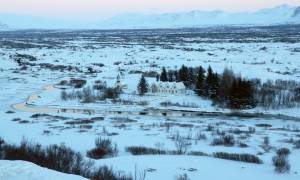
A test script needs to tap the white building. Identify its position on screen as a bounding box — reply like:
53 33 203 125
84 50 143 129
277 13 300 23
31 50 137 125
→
150 81 186 95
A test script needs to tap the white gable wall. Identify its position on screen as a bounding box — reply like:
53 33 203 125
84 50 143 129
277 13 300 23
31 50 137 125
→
151 82 186 95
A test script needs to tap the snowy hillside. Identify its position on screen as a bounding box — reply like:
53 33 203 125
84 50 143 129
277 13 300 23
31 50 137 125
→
0 4 299 29
0 160 86 180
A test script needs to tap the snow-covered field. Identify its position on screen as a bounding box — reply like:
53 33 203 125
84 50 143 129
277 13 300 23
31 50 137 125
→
0 26 300 179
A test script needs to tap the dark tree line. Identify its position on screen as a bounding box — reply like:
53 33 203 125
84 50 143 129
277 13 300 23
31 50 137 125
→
160 66 196 88
159 65 256 109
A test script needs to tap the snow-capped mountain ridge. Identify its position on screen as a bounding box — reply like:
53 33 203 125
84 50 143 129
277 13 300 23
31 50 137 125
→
0 4 299 29
99 4 300 29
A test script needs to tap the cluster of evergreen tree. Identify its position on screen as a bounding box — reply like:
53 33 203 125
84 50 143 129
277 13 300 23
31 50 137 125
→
142 65 299 110
159 66 196 88
159 65 256 109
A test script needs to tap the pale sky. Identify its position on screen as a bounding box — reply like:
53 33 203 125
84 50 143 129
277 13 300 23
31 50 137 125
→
0 0 299 19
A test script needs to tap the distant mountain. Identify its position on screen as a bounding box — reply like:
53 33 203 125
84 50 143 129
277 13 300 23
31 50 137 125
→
99 4 300 29
0 4 299 30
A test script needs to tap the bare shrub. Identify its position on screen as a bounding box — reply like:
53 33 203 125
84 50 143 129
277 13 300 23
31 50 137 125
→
272 155 290 173
195 131 207 141
173 131 191 154
272 148 291 173
276 148 290 157
0 137 130 179
175 173 190 180
255 123 272 128
65 119 95 125
19 120 30 124
213 152 262 164
0 138 92 175
126 146 166 155
134 165 147 180
87 138 118 159
211 134 235 146
188 151 208 156
91 166 132 180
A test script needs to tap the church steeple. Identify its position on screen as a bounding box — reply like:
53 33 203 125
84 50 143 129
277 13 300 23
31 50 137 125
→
116 74 121 83
115 73 122 89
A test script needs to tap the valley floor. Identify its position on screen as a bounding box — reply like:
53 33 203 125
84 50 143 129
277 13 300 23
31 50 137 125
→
1 28 300 179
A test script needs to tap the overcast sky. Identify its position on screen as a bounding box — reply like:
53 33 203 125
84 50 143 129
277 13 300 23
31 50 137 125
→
0 0 299 19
